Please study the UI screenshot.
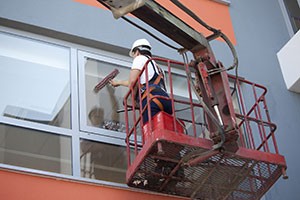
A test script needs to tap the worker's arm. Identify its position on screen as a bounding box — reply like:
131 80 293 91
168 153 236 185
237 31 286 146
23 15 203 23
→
110 69 140 88
110 79 129 87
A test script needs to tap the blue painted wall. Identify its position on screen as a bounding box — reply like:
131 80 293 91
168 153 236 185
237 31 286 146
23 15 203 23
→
229 1 300 199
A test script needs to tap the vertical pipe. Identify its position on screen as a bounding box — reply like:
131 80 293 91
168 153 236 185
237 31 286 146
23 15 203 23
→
252 85 270 152
184 61 197 137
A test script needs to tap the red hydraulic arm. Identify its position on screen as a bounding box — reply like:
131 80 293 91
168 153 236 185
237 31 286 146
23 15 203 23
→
97 0 239 151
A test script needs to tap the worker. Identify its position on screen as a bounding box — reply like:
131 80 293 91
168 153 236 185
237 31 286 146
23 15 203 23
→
110 38 172 123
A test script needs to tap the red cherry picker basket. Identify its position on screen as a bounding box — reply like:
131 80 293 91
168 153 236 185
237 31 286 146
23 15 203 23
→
123 57 287 200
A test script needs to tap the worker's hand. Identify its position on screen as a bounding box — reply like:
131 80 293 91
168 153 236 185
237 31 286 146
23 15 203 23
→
109 79 129 87
109 80 120 87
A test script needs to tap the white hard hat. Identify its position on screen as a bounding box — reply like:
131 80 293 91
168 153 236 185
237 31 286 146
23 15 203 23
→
129 39 151 57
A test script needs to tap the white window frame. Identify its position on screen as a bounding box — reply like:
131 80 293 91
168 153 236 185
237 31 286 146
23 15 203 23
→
78 50 133 140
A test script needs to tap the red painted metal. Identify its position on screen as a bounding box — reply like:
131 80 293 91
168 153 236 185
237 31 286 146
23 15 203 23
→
142 112 185 144
123 57 287 200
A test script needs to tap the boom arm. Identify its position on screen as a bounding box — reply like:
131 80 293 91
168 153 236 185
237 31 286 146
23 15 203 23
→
97 0 238 151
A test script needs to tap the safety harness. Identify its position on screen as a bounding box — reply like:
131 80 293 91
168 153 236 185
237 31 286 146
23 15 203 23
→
140 56 167 111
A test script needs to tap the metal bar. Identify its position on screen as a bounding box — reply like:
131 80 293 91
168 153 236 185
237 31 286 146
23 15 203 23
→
235 78 246 147
235 114 276 131
131 87 138 157
190 154 224 199
254 105 267 151
262 95 280 154
220 159 257 200
184 62 197 137
124 95 131 167
159 161 182 191
131 1 209 51
252 84 270 152
166 59 178 133
236 77 255 149
138 76 144 144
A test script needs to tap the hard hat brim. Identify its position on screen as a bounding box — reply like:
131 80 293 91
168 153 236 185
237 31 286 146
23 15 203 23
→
129 49 135 57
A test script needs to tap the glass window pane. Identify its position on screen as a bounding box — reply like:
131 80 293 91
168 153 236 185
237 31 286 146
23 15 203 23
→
84 58 132 133
80 139 127 183
0 32 71 129
283 0 300 33
0 124 72 174
165 72 198 100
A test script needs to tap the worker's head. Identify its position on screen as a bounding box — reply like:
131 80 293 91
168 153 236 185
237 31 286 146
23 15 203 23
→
129 39 152 57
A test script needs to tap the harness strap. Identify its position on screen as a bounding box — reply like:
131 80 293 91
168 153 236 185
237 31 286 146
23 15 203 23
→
149 59 166 91
141 87 164 111
150 94 164 111
139 56 166 91
139 67 165 91
153 72 164 86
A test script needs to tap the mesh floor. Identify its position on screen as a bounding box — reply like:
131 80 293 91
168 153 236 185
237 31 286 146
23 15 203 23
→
127 140 283 200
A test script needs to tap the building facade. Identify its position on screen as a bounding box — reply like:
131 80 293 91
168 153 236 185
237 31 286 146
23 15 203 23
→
0 0 299 199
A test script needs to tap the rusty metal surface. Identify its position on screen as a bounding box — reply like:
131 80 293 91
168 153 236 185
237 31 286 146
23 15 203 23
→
127 137 284 200
97 0 208 50
131 1 208 51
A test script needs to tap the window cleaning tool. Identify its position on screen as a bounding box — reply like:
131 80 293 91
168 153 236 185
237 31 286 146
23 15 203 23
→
94 69 119 93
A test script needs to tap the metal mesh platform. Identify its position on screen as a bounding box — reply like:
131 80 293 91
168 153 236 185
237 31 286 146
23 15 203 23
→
126 133 285 200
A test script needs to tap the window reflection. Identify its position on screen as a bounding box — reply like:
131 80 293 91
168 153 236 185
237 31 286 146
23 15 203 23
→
0 32 71 129
84 58 134 133
80 139 127 183
283 0 300 33
0 124 72 174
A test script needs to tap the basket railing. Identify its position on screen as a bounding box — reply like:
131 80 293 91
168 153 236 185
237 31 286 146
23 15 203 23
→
123 57 281 168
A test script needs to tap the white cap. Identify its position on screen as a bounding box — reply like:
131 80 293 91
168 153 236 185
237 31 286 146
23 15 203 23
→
129 39 151 57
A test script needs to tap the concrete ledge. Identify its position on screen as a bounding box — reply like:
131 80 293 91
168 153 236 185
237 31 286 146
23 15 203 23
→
277 30 300 93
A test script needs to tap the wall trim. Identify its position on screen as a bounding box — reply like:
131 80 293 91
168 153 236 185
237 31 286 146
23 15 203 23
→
212 0 231 6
